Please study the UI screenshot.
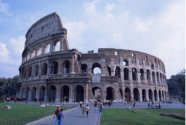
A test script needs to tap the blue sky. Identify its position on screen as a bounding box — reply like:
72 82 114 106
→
0 0 185 78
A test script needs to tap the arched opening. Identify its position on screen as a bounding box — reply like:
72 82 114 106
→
142 89 146 101
106 87 114 101
152 72 155 83
39 86 45 101
140 69 144 80
81 64 88 73
125 88 131 102
31 87 36 101
151 64 154 69
28 66 32 77
31 51 35 58
123 59 129 66
156 72 159 84
75 85 84 102
37 48 42 56
61 85 69 102
52 61 58 74
115 66 121 78
124 68 129 80
44 44 50 54
133 88 139 101
159 90 161 101
154 90 157 101
92 87 102 101
48 85 56 102
25 87 29 100
107 66 111 76
146 70 151 81
63 60 70 74
119 88 123 99
92 63 101 75
54 41 60 52
132 68 137 81
149 89 153 101
35 65 39 76
42 63 47 75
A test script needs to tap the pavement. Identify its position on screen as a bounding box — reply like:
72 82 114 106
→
26 101 185 125
27 105 101 125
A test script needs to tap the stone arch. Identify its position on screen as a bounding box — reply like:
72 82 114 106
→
133 88 139 101
75 85 84 102
81 64 88 73
156 72 159 84
125 87 131 102
52 61 58 74
124 68 129 80
146 70 151 81
31 87 37 101
132 68 137 81
34 65 39 76
63 60 71 74
48 85 56 102
140 69 144 80
54 41 60 52
25 87 29 100
115 66 121 78
123 59 129 66
92 63 101 74
154 90 157 101
39 86 45 101
61 85 70 102
142 89 146 101
92 87 102 101
42 63 47 75
44 43 50 54
107 66 111 76
28 66 32 77
106 87 114 101
148 89 153 101
159 90 161 101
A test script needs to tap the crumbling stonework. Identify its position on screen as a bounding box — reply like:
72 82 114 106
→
19 12 169 102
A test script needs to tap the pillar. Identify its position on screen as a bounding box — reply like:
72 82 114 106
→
85 83 89 102
55 85 60 102
139 89 142 102
146 89 149 102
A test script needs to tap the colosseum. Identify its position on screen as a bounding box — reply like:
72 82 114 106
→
19 12 169 103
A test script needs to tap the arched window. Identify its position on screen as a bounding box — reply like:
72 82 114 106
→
31 51 35 58
123 59 129 66
146 70 150 81
63 60 70 74
115 66 121 78
124 68 129 80
152 72 156 83
42 63 47 75
140 69 144 80
107 66 111 76
92 63 101 75
81 64 88 73
35 65 39 76
132 68 137 81
54 41 60 52
37 48 42 56
44 44 50 54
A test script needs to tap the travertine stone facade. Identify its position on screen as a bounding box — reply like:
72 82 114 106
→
19 12 169 102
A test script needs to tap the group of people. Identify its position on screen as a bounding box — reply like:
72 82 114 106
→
53 106 64 125
79 101 90 116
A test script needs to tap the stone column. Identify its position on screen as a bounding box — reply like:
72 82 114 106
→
137 70 141 85
139 89 142 102
85 83 89 102
69 84 73 102
71 56 75 73
55 85 60 102
144 71 147 84
130 88 134 101
151 90 154 102
129 68 133 83
146 89 149 102
57 59 60 74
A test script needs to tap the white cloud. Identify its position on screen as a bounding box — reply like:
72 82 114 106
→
0 42 9 62
0 0 11 16
9 36 25 54
105 3 115 13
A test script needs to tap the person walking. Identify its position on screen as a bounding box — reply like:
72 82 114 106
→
57 108 64 125
53 106 60 125
82 103 86 116
85 104 90 117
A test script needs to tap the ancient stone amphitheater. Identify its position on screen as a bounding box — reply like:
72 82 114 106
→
19 12 169 103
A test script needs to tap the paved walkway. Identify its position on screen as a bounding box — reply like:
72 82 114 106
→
27 105 101 125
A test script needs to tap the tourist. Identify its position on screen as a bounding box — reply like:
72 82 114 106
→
82 103 86 116
57 108 64 125
85 104 90 116
53 106 60 125
79 101 83 108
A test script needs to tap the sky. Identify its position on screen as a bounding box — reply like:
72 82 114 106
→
0 0 185 78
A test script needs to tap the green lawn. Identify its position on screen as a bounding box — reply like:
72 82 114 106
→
101 108 185 125
0 103 75 125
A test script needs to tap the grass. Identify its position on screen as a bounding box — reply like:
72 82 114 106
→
101 108 185 125
0 103 75 125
